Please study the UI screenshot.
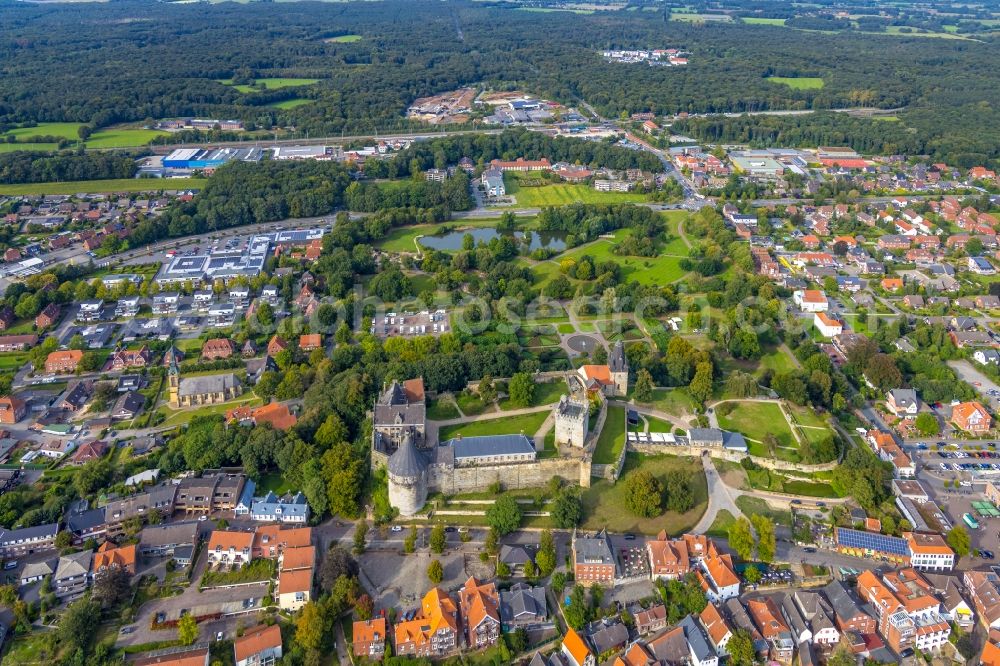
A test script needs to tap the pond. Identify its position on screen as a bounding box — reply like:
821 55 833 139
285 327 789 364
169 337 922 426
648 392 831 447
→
418 227 566 251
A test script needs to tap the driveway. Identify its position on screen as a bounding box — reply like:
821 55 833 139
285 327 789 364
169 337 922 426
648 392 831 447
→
691 455 743 534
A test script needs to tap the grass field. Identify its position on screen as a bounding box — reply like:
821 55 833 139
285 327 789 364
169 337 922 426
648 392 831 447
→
581 453 708 534
503 173 648 206
454 390 490 417
0 178 206 196
706 509 737 539
0 123 168 150
270 98 315 109
735 496 792 527
438 411 549 441
427 397 461 420
218 78 320 93
670 12 732 21
743 17 786 25
717 400 796 449
765 76 825 89
758 345 798 374
155 394 261 428
643 387 697 417
258 471 294 495
326 34 362 42
536 231 686 287
499 379 567 411
593 405 626 464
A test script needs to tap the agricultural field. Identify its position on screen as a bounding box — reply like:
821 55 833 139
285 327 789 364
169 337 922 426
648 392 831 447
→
670 12 732 22
0 178 206 196
270 98 315 109
503 173 648 206
325 34 362 42
765 76 825 89
0 123 168 151
743 17 786 25
218 78 320 93
581 453 708 534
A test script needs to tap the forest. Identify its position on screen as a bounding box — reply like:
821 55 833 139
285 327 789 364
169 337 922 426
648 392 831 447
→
0 1 998 164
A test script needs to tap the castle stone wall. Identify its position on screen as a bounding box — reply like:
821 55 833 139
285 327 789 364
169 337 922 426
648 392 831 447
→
428 457 590 495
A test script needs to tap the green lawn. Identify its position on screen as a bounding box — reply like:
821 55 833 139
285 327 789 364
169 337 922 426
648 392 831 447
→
706 509 737 539
1 630 60 665
270 98 315 109
218 78 320 93
581 453 708 535
500 379 567 410
717 401 797 449
758 346 797 374
326 34 362 42
557 323 575 334
258 471 294 495
503 173 648 206
155 394 261 428
735 496 792 527
0 353 29 370
438 410 549 441
537 233 686 287
454 391 490 417
641 388 696 417
765 76 825 89
0 178 206 196
427 397 461 420
645 416 675 433
743 17 786 25
593 405 626 464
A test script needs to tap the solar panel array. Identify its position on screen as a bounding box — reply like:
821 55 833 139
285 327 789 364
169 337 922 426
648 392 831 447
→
835 527 909 556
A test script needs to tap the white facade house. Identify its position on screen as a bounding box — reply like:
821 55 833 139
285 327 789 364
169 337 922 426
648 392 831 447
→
793 290 829 313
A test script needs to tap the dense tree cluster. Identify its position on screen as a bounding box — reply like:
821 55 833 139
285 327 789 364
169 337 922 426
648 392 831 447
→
0 150 136 184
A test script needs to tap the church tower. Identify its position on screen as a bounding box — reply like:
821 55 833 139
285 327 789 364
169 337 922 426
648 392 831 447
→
167 351 180 408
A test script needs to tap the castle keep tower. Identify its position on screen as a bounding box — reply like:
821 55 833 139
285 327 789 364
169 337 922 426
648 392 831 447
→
554 395 589 448
387 432 428 516
608 341 629 396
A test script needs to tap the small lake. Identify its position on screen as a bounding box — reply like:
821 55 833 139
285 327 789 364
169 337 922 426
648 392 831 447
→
418 227 566 251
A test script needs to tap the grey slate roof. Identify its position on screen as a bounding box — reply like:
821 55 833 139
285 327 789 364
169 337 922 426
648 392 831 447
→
250 491 310 520
66 507 106 534
54 549 92 581
446 434 535 460
574 529 615 568
889 388 917 410
178 373 240 397
780 594 809 642
499 583 547 624
0 522 58 546
499 544 535 567
688 428 724 445
21 558 56 580
680 614 716 662
139 521 199 550
609 341 627 373
387 433 427 478
587 620 628 654
823 580 868 625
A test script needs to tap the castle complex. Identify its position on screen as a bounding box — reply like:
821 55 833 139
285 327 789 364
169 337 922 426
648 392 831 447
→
554 395 589 448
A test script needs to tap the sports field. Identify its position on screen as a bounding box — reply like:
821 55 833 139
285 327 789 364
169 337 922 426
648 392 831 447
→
218 78 320 93
765 76 825 89
0 178 207 196
503 173 648 206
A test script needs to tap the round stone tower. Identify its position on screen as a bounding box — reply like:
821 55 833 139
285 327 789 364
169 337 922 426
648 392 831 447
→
387 432 428 516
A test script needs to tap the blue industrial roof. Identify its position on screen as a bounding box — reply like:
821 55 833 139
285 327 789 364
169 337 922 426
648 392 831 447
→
836 527 909 556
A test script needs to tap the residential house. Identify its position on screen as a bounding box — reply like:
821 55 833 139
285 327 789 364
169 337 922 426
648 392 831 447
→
951 401 993 433
499 583 547 629
394 587 459 657
886 389 919 418
112 391 145 420
680 614 719 666
267 335 288 356
699 603 733 656
792 290 829 313
573 530 616 586
814 312 843 337
132 647 209 666
202 338 236 360
53 550 93 598
460 576 501 649
234 623 283 666
138 521 199 562
633 604 667 635
0 522 58 557
277 559 313 611
975 349 1000 366
746 597 794 662
0 396 26 425
561 629 595 666
249 492 310 524
207 530 254 568
69 440 108 466
904 532 955 571
353 618 386 661
92 542 137 577
20 558 56 585
35 303 60 329
299 334 322 351
823 580 877 634
587 620 629 657
498 544 536 576
110 345 151 371
45 349 83 373
966 570 1000 629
